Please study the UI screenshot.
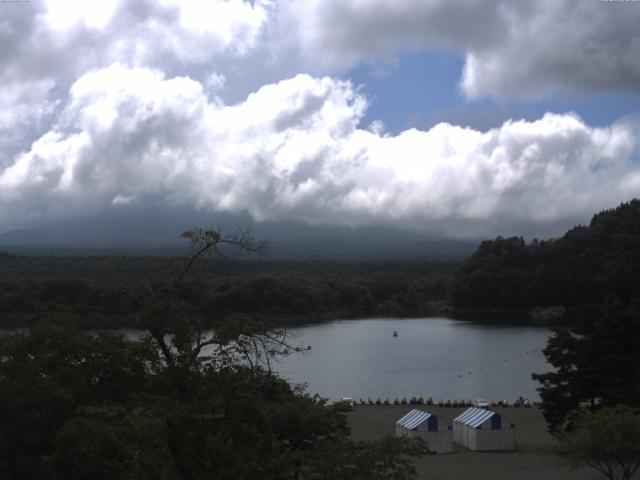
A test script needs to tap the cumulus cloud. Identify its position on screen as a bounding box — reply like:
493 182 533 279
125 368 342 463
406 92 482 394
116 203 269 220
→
278 0 640 99
1 65 639 238
6 0 640 114
0 0 269 152
460 1 640 99
3 0 639 145
2 1 640 239
275 0 503 69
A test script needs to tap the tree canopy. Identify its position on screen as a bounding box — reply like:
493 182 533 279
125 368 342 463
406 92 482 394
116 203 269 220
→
559 406 640 480
0 228 425 480
452 199 640 309
532 301 640 432
525 202 640 454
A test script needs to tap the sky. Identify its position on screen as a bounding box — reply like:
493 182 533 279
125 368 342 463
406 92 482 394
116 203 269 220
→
1 0 640 240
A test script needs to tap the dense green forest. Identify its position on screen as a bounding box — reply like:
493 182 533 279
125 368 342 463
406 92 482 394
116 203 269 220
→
522 202 640 441
0 254 455 329
3 200 640 329
452 199 640 311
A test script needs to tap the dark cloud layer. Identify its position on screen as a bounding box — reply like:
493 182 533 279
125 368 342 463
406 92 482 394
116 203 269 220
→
280 0 640 99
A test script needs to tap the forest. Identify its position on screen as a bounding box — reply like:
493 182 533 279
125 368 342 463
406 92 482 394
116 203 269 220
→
0 227 432 480
2 200 640 330
0 255 455 329
451 199 640 310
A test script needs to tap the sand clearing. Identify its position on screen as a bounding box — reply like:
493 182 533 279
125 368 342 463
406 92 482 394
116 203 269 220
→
348 405 602 480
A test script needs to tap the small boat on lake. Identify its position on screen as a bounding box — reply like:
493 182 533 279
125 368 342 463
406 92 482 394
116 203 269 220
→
393 331 398 337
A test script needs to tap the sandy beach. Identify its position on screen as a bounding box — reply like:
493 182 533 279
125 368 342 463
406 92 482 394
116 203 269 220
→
348 405 601 480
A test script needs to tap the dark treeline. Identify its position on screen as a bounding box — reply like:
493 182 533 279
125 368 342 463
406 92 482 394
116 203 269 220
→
0 255 456 329
452 199 640 309
487 201 640 437
0 200 640 328
3 199 640 330
0 228 426 479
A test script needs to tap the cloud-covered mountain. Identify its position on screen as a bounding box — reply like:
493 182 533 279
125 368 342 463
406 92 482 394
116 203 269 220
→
0 206 478 259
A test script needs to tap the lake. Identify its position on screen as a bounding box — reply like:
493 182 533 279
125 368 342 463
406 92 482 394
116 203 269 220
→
271 317 552 402
7 316 550 403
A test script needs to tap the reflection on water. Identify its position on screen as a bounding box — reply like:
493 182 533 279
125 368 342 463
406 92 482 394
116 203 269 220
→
272 317 551 402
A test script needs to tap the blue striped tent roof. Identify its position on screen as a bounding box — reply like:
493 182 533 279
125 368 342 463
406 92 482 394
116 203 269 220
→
396 409 433 430
454 407 497 428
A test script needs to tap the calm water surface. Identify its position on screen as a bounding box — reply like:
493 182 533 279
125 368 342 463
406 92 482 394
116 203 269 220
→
272 317 551 402
27 317 551 403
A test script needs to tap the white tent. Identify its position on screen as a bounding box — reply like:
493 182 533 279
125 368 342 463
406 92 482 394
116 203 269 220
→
395 409 454 454
453 407 516 451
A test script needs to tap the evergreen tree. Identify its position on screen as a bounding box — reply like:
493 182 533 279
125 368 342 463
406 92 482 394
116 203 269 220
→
533 301 640 432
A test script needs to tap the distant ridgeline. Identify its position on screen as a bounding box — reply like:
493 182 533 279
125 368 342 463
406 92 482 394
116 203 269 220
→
451 199 640 314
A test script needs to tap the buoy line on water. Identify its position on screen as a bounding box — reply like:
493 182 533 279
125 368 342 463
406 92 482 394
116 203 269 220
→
455 348 543 379
281 346 546 405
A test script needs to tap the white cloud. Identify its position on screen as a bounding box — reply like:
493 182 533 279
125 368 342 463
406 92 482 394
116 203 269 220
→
0 0 269 155
205 72 226 91
44 0 120 30
1 65 639 238
111 194 137 206
2 0 638 151
2 1 640 239
36 0 269 67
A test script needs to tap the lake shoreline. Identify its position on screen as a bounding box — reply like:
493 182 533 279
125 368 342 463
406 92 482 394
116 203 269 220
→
0 306 568 331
